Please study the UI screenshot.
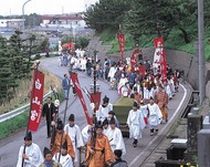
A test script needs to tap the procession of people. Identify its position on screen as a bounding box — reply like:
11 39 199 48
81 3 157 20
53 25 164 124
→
16 42 181 167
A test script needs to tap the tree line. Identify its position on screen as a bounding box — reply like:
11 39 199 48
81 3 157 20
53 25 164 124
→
0 31 49 104
84 0 210 44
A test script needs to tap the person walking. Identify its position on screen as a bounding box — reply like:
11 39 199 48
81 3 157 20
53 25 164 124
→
39 147 61 167
127 102 145 147
111 150 128 167
42 97 56 138
64 114 84 162
16 132 43 167
147 97 162 136
62 74 71 100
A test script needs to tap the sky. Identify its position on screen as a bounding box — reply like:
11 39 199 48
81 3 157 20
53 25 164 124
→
0 0 98 16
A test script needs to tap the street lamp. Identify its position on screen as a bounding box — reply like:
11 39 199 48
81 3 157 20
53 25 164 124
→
22 0 32 30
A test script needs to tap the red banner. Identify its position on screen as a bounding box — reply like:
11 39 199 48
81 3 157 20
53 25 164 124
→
117 33 125 60
153 37 167 80
70 72 92 124
130 48 140 72
90 92 101 111
28 70 45 132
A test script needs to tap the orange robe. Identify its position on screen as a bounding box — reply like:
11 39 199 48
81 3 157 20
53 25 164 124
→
51 132 75 159
85 134 114 167
155 90 169 121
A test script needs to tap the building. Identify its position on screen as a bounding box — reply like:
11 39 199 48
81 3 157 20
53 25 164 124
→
40 14 86 29
0 19 24 29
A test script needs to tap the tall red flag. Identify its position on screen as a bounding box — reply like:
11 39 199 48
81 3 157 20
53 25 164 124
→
117 32 125 60
28 70 45 132
70 72 92 124
153 37 167 80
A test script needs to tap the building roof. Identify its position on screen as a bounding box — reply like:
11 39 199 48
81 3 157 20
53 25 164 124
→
41 14 83 21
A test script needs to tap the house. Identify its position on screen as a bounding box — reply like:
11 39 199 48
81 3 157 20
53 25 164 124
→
0 19 24 29
40 14 86 29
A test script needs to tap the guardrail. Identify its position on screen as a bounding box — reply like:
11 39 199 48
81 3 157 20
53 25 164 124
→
0 91 53 123
31 51 60 59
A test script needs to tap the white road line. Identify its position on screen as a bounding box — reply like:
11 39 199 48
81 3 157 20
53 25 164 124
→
129 84 188 167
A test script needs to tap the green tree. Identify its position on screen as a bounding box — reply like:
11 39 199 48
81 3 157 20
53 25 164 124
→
124 0 176 43
84 0 131 32
0 36 16 103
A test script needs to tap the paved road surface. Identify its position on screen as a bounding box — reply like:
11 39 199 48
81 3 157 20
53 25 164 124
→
0 57 187 167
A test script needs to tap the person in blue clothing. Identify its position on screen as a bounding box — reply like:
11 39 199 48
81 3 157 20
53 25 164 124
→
62 74 71 99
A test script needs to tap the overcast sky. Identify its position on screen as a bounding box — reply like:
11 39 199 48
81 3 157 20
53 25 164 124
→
0 0 98 16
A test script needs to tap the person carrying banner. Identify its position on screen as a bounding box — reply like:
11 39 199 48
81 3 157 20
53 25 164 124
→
42 97 56 138
39 147 61 167
64 114 84 162
16 132 43 167
51 120 75 160
84 122 114 167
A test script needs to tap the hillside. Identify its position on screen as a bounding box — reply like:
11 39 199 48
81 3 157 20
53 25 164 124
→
99 28 210 60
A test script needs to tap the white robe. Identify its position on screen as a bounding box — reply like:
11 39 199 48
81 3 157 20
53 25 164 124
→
16 143 43 167
96 103 113 122
147 103 162 128
81 124 91 145
127 109 145 140
106 127 126 155
64 124 84 162
108 67 117 81
53 153 73 167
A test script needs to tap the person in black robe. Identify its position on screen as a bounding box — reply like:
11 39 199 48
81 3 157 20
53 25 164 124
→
42 97 56 138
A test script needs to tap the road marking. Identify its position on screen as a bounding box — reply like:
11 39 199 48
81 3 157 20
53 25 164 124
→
129 84 187 167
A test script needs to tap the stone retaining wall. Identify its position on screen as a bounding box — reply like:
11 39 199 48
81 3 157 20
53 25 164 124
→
142 48 200 90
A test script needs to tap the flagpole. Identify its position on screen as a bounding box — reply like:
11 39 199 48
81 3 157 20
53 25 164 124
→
58 75 71 163
21 61 39 167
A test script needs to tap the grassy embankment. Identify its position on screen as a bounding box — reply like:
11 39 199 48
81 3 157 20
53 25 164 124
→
100 28 210 60
0 70 63 140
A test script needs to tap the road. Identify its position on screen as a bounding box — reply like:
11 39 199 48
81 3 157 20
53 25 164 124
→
0 57 188 167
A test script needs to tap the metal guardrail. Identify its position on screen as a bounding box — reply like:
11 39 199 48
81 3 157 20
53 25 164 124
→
0 91 53 123
31 51 60 59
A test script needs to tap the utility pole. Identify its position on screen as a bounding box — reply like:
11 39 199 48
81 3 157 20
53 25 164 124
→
198 0 205 104
22 0 32 31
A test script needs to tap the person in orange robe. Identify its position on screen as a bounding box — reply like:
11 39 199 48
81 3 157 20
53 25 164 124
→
85 122 114 167
51 120 75 160
154 85 169 123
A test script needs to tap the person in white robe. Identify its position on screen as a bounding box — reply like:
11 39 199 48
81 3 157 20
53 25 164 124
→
16 132 43 167
102 118 110 137
147 98 162 136
53 141 74 167
117 74 128 95
108 64 117 83
106 118 126 155
96 96 113 122
81 124 92 145
164 81 173 99
64 114 84 162
127 102 145 148
139 100 149 127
